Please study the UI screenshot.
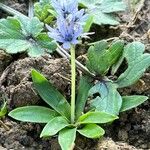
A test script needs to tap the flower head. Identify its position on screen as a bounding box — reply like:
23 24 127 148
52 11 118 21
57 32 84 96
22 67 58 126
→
47 0 88 49
47 18 83 49
51 0 78 18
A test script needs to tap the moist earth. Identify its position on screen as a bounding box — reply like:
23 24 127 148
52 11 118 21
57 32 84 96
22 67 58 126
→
0 0 150 149
0 56 71 109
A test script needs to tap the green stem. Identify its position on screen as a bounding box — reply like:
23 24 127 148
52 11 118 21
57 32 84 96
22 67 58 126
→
70 45 76 124
28 0 34 18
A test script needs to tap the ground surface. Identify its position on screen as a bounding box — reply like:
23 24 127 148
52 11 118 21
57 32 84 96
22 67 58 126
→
0 0 150 149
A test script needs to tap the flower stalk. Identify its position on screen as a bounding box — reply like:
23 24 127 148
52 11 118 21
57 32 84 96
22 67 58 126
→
28 0 34 18
70 45 76 123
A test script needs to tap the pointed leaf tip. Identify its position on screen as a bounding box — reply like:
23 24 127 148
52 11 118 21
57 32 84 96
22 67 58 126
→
78 124 105 139
31 70 71 120
8 106 58 123
78 111 118 124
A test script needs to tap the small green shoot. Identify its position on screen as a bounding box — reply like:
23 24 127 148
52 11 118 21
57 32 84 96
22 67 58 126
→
0 100 7 118
34 0 56 24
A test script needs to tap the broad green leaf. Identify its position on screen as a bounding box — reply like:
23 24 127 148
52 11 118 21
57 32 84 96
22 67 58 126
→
77 124 105 138
0 40 30 53
79 0 126 25
27 33 56 57
27 44 45 57
0 17 24 38
99 0 126 13
87 40 124 75
8 106 58 123
92 10 120 25
31 70 71 120
78 111 118 124
116 42 150 88
40 116 69 137
89 40 108 50
16 16 44 37
75 76 93 120
36 33 57 52
120 95 148 112
59 127 77 150
0 17 29 53
0 16 56 57
87 40 108 75
89 82 122 115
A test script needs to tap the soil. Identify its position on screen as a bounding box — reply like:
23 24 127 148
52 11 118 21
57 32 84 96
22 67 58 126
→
0 56 70 109
0 0 150 150
3 0 28 15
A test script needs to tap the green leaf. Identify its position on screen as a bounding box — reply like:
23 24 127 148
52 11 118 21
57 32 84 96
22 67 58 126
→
83 15 93 32
0 17 30 53
116 42 150 88
92 10 120 25
77 124 105 139
79 0 99 7
77 111 118 124
0 17 24 38
0 40 31 53
79 0 126 25
34 0 55 24
40 116 69 137
8 106 58 123
31 69 71 120
59 127 77 150
120 95 148 112
27 44 45 57
75 76 93 119
89 81 122 115
98 0 126 13
16 16 44 37
27 33 56 57
87 40 124 75
36 33 57 52
0 16 56 57
111 54 124 75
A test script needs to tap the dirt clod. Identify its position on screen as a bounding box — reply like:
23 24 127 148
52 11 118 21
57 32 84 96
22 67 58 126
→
96 138 139 150
0 50 12 76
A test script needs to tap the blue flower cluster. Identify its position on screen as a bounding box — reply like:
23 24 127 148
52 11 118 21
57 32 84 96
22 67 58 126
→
47 0 87 49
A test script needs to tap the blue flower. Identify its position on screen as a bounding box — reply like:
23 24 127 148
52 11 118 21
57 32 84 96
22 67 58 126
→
51 0 78 18
47 18 83 49
51 0 87 24
68 9 88 25
47 0 88 49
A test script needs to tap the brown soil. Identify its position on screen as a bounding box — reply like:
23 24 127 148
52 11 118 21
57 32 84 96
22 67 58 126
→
0 0 150 150
3 0 28 15
0 56 70 109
